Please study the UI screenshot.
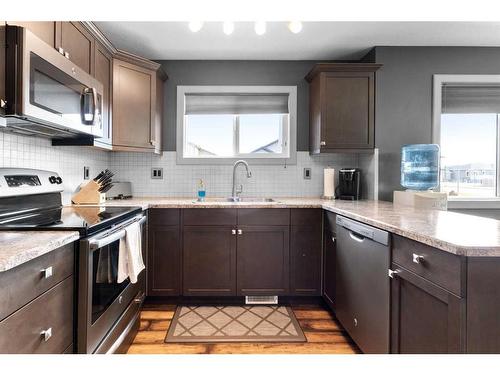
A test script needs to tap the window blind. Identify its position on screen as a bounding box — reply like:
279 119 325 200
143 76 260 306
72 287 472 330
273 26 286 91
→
442 84 500 114
185 93 289 115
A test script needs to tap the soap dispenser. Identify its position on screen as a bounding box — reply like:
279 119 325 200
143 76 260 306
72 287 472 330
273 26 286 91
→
197 179 206 202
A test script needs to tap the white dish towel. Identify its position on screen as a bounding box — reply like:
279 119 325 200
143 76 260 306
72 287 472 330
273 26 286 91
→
117 221 145 284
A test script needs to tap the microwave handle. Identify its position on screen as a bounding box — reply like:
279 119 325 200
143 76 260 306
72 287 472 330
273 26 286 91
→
81 87 97 125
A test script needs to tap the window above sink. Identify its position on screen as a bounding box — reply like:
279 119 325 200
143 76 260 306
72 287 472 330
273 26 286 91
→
176 85 297 165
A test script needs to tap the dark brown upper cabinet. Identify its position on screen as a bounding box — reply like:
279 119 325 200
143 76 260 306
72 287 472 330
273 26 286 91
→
56 22 95 75
93 42 113 149
6 21 57 47
112 51 166 153
306 63 381 154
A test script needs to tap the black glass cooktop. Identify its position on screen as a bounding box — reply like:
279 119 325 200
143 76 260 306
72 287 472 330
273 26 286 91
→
0 205 142 236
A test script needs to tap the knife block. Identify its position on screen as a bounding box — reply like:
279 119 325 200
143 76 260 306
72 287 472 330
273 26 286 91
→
72 180 106 205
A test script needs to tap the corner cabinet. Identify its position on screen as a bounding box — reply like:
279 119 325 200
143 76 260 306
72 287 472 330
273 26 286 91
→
112 51 165 153
306 63 381 154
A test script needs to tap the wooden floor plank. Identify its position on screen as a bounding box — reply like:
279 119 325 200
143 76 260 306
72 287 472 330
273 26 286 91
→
129 302 359 354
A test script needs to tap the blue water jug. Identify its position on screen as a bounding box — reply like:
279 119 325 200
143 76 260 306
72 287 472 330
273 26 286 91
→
400 144 440 191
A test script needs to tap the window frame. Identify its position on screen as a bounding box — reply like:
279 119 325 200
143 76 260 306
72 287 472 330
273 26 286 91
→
432 74 500 206
176 85 297 165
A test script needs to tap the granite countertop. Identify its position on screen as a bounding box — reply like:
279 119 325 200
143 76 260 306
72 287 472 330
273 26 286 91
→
0 231 80 272
101 197 500 257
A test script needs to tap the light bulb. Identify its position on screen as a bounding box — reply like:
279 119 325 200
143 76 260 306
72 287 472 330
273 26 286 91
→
188 21 203 33
288 21 302 34
223 21 234 35
254 21 266 36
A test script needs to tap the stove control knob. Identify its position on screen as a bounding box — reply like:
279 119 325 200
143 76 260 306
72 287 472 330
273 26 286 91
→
55 177 63 184
49 176 57 184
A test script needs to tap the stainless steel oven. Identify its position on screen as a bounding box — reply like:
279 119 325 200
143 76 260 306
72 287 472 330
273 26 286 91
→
78 213 146 354
1 25 103 138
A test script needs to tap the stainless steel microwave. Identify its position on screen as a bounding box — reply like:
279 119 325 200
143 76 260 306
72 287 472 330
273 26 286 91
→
0 25 103 139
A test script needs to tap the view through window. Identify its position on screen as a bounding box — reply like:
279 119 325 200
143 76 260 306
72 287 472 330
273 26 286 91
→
185 113 286 157
178 87 295 161
439 83 499 198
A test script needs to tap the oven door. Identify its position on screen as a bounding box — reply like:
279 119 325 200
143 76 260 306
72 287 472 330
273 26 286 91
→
78 214 146 354
5 26 103 138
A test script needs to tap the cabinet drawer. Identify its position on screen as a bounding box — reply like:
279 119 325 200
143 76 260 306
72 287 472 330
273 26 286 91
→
238 209 290 226
0 276 74 353
183 209 237 226
149 208 180 226
392 235 464 296
291 208 322 226
0 243 74 321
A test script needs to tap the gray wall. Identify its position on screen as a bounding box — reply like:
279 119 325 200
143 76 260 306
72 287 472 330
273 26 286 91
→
373 46 500 201
157 60 319 151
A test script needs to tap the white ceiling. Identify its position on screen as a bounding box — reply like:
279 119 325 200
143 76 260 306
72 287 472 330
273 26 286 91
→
95 22 500 61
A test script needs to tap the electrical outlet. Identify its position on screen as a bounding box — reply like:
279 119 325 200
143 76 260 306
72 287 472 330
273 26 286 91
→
83 166 90 180
151 168 163 179
303 168 311 180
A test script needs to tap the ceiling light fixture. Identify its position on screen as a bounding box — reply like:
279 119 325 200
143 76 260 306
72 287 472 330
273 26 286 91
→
223 21 234 35
254 21 266 36
188 21 204 33
288 21 303 34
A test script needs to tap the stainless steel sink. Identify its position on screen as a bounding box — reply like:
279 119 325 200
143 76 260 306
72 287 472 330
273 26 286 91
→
195 197 278 203
230 197 277 203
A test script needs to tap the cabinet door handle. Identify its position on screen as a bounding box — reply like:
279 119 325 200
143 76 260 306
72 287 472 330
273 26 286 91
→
388 269 400 278
331 236 336 243
58 47 64 55
41 266 53 279
320 141 326 146
231 229 236 235
64 51 70 59
237 229 243 235
412 254 424 264
40 328 52 342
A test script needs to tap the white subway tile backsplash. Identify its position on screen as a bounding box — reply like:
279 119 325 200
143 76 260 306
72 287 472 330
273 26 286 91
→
0 131 377 201
109 151 362 198
0 132 109 204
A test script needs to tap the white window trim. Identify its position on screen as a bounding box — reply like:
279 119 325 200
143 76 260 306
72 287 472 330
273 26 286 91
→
432 74 500 207
176 85 297 165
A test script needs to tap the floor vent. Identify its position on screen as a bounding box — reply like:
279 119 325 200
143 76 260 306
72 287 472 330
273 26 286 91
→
245 296 278 305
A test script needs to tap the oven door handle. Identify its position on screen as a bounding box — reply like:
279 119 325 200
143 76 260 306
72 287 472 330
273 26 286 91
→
87 215 146 250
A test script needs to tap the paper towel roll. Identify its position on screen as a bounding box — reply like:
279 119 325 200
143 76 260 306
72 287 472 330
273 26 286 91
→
323 168 335 198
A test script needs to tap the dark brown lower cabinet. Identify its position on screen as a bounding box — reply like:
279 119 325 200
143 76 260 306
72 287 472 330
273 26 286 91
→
290 209 322 296
236 226 290 295
390 265 466 353
148 225 181 296
183 226 237 296
290 225 322 295
323 228 336 309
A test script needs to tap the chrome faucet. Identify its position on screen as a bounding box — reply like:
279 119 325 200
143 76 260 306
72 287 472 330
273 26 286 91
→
231 160 252 201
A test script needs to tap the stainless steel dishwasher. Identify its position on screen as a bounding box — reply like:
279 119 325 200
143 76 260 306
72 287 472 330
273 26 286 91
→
335 215 390 354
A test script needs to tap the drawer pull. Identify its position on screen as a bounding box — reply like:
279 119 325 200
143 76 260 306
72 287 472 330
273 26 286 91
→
231 229 236 235
237 229 243 235
40 328 52 342
412 254 424 264
41 266 53 279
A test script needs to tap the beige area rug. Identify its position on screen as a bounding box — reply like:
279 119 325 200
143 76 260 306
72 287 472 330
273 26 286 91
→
165 305 306 343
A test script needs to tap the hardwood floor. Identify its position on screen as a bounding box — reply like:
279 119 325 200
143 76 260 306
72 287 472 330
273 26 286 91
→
127 302 360 354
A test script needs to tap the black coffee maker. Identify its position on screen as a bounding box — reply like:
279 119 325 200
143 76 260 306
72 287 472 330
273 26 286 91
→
336 168 362 200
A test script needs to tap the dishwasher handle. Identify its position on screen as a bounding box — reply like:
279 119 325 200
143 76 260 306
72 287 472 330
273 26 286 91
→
336 215 389 246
